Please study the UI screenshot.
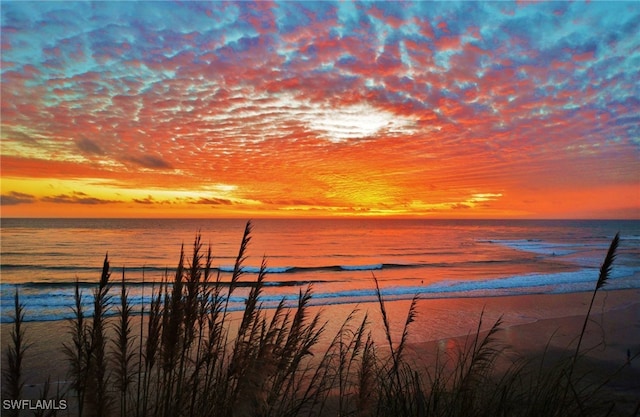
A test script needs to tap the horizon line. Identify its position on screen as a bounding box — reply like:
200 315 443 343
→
2 216 639 222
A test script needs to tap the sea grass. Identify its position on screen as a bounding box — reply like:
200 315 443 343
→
572 233 619 369
112 268 136 417
87 254 113 417
62 278 89 417
135 267 145 417
2 289 29 417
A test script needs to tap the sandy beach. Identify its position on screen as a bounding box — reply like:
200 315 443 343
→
3 289 639 405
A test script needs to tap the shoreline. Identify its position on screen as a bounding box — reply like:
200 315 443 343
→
3 288 639 415
2 288 638 384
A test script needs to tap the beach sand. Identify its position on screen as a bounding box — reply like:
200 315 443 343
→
2 289 639 412
411 290 640 415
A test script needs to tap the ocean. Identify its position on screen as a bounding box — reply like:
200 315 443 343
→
1 218 639 323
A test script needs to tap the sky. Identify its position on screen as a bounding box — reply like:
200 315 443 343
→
1 1 639 219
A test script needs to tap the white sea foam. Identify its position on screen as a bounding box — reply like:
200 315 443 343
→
4 265 639 322
484 239 581 256
218 265 294 274
340 263 383 271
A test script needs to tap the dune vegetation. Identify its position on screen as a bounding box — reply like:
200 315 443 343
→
2 222 636 416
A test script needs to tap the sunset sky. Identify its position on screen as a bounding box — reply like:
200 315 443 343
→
1 1 638 218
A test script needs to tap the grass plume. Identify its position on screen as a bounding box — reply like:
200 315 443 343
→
112 268 136 417
574 232 620 361
2 289 29 417
62 279 90 417
87 253 113 417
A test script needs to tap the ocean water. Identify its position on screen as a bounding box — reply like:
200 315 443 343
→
1 218 639 323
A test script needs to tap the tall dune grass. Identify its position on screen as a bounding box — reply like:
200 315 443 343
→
2 289 28 417
2 223 635 416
